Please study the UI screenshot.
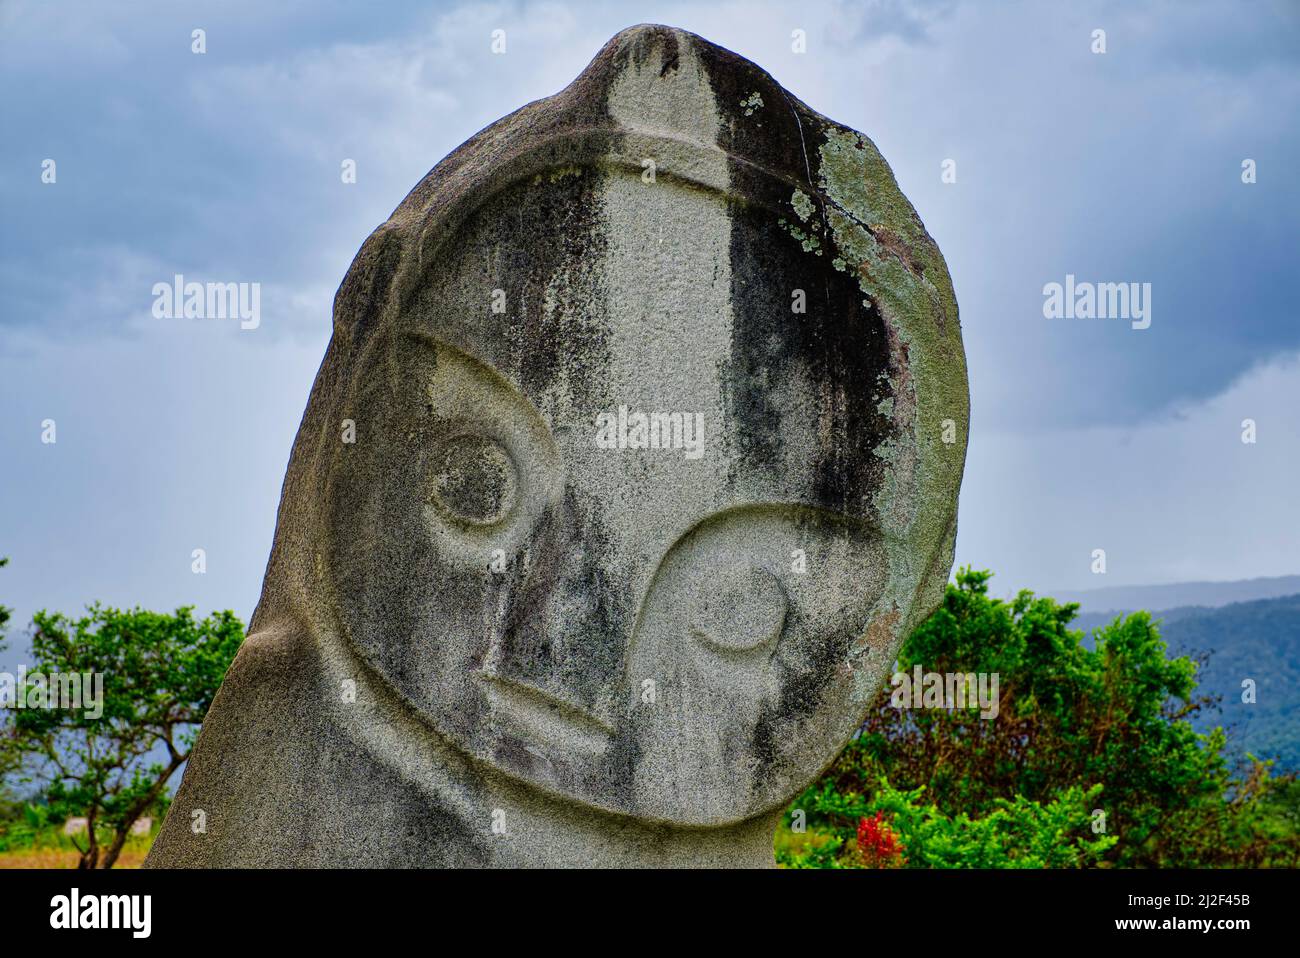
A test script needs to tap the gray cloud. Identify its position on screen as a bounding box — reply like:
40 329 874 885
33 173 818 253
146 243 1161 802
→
1 0 1295 661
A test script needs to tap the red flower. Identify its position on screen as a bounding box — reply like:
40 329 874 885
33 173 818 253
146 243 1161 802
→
857 812 906 868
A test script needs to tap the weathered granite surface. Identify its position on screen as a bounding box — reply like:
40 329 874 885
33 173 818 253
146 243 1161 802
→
146 23 969 868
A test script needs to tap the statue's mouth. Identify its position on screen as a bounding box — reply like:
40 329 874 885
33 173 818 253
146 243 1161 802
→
474 670 614 755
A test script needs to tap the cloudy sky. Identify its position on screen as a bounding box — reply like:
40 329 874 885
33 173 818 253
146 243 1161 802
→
2 0 1297 653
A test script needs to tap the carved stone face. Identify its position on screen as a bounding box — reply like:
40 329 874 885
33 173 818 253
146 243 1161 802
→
138 25 968 869
296 26 966 830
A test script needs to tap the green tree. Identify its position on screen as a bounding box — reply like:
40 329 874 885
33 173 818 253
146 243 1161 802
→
0 557 10 648
2 605 243 868
0 558 15 794
780 568 1299 867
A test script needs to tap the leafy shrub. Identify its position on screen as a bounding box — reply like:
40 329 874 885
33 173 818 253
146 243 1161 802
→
778 569 1300 868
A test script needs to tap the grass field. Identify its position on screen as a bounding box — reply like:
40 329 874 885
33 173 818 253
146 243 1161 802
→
0 847 149 868
0 825 156 869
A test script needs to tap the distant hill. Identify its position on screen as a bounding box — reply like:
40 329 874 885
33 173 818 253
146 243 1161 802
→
1071 593 1300 773
1054 574 1300 616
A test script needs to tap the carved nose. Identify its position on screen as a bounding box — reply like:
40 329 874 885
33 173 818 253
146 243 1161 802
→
481 496 627 730
478 562 621 753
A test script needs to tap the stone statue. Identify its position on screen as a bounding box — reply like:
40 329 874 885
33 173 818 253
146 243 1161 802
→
146 23 969 868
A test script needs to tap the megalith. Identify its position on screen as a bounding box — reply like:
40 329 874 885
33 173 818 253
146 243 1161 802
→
146 23 969 868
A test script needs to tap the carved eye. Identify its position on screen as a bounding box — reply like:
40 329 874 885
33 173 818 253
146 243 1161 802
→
690 565 787 655
430 435 518 526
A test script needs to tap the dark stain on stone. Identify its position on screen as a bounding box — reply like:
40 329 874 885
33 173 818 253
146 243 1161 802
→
494 486 627 713
751 613 855 783
685 39 897 517
406 165 614 420
722 199 893 514
613 23 680 78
